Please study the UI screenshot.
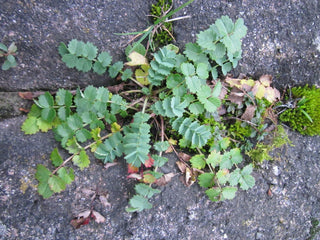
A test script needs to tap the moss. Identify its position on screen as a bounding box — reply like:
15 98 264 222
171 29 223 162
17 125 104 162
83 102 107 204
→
279 85 320 136
246 125 292 164
150 0 174 46
228 120 252 141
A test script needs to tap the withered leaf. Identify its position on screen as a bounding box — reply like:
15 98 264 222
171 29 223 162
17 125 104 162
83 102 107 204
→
107 83 125 93
228 87 245 106
252 81 265 99
104 162 119 170
99 194 111 208
185 167 197 187
81 188 96 197
125 51 148 66
259 74 272 87
176 161 186 173
70 210 91 229
178 152 191 162
127 173 142 180
19 91 44 100
91 210 106 223
155 172 175 186
241 105 256 121
264 86 281 103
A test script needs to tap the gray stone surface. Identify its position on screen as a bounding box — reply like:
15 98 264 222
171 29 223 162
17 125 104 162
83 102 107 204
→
0 0 320 239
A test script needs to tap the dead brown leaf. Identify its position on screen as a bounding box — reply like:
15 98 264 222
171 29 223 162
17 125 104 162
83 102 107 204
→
70 210 91 229
176 161 186 173
107 83 125 93
185 167 197 187
155 173 176 186
99 194 111 208
228 87 245 106
19 91 44 100
127 173 142 180
241 105 256 121
104 162 119 170
81 188 96 197
259 74 272 87
91 210 106 223
178 152 191 162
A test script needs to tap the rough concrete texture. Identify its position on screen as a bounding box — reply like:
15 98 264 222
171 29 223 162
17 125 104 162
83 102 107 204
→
0 0 320 239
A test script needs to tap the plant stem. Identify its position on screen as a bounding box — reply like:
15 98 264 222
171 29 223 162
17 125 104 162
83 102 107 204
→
142 97 149 113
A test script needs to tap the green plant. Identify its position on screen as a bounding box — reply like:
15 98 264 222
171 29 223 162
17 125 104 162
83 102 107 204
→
279 85 320 136
246 125 292 163
150 0 174 46
22 15 292 213
117 0 194 52
0 42 17 70
307 218 320 240
191 139 255 201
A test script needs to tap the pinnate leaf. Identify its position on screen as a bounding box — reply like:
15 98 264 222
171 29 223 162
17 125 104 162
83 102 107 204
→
198 173 215 188
21 116 39 134
126 195 152 212
48 175 66 193
108 61 123 78
181 62 195 76
189 102 205 115
35 165 53 198
98 51 112 67
221 186 237 200
56 89 73 107
205 187 221 202
72 150 90 170
41 108 56 122
57 167 75 185
154 141 170 152
85 42 98 60
38 92 54 108
135 184 161 198
50 148 63 167
190 154 206 169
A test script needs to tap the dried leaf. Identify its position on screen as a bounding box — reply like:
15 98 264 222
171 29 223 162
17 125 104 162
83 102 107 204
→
259 74 272 87
70 210 91 229
91 210 106 223
155 173 175 186
127 173 142 180
19 91 44 100
99 194 111 208
70 216 90 229
228 87 245 106
104 162 119 170
185 167 196 187
178 152 191 162
264 86 280 103
241 105 256 121
176 161 186 173
107 83 125 93
126 51 148 66
19 107 30 113
165 146 174 153
225 77 242 88
81 188 95 197
252 81 265 99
